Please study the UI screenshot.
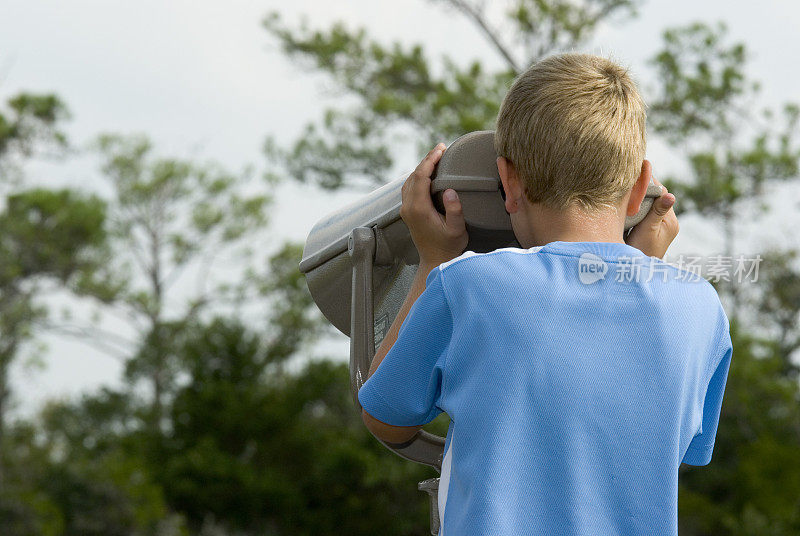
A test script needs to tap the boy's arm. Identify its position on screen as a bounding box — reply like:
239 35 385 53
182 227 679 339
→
360 143 468 445
361 260 440 444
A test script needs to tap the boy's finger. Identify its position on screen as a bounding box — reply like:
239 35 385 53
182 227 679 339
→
410 144 445 204
414 143 446 180
442 189 466 233
641 192 676 231
652 192 676 218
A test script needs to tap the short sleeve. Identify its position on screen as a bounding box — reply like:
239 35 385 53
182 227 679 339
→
357 267 453 426
682 333 733 466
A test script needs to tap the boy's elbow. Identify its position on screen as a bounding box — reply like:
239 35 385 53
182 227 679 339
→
361 408 421 445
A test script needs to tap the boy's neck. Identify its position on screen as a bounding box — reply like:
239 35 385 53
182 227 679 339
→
516 201 627 248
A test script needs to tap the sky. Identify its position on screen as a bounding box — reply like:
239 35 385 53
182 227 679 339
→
1 0 799 415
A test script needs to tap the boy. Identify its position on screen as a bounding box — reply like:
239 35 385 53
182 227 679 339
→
358 53 732 536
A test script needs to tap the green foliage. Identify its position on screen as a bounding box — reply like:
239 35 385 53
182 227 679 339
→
39 452 172 536
0 90 109 501
679 323 800 535
2 420 180 536
659 103 800 220
254 242 327 360
266 13 511 137
95 133 270 277
650 22 749 143
92 133 271 320
649 23 800 265
0 187 110 382
1 189 106 282
501 0 640 60
73 133 274 430
0 423 64 536
264 0 639 190
265 11 512 189
156 318 440 535
264 109 393 190
0 93 68 165
24 314 440 535
0 186 110 492
754 250 800 370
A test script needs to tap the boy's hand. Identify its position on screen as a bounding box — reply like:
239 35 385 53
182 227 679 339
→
626 176 679 259
400 143 468 267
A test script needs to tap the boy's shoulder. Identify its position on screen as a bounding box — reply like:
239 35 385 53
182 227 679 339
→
430 246 548 297
437 246 544 273
433 244 727 312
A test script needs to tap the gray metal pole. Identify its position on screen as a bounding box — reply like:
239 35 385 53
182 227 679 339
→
348 226 443 534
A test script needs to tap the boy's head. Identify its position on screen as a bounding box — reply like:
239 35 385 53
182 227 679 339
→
494 53 647 213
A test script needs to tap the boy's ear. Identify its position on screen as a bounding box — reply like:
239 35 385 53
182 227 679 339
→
626 159 652 217
497 156 523 214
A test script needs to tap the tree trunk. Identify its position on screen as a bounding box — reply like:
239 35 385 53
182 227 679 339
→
0 364 6 489
723 207 740 322
150 321 165 434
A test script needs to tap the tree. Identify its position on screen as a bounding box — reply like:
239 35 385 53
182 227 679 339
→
754 250 800 374
647 22 800 315
0 92 68 185
156 315 447 535
56 133 272 434
679 321 800 536
0 93 110 489
28 242 448 535
6 403 182 536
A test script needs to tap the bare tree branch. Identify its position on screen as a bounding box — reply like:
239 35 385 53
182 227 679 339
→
442 0 522 72
38 320 134 362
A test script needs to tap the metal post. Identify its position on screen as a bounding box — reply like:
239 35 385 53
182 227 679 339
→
348 226 376 404
348 226 443 535
418 478 441 535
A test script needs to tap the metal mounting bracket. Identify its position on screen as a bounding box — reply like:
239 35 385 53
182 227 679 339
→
348 226 445 534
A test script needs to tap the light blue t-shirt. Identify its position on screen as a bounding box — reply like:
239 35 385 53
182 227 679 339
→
358 240 732 536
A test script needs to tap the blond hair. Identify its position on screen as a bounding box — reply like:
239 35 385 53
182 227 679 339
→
494 53 647 211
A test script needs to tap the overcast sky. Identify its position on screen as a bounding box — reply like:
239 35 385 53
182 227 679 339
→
2 0 799 415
